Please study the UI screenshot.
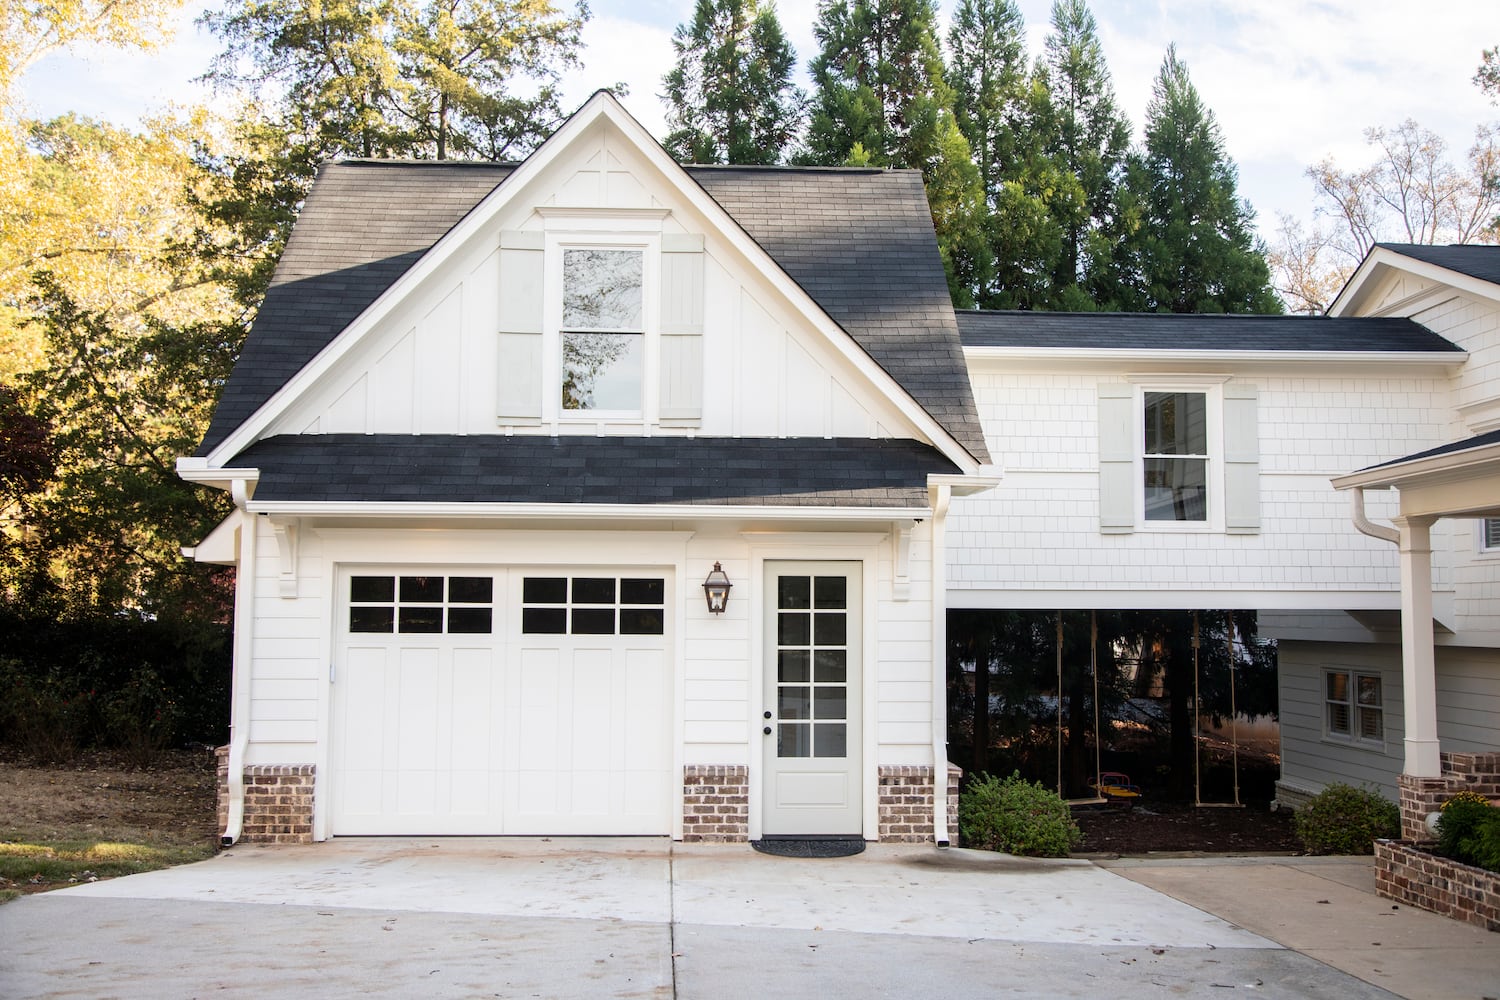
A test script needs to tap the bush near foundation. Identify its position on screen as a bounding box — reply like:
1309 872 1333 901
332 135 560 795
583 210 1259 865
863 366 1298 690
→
1436 793 1500 873
959 771 1082 857
1293 783 1399 855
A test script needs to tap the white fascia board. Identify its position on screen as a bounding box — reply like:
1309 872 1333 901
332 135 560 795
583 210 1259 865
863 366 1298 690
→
175 461 260 493
963 345 1466 373
207 91 978 474
243 500 934 521
946 588 1403 612
1329 246 1500 316
1331 439 1500 491
929 469 1001 497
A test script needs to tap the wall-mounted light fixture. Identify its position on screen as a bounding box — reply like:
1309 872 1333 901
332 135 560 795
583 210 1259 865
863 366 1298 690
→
702 562 732 614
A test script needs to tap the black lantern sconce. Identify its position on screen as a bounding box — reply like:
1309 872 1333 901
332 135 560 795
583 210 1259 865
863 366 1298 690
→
702 562 732 614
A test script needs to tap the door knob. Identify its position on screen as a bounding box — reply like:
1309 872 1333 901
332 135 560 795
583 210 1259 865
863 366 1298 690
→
763 710 773 719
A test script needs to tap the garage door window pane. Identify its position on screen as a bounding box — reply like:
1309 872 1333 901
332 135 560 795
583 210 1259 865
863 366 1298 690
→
447 608 493 634
523 607 567 634
620 608 664 635
350 606 395 633
448 577 493 604
572 608 615 634
572 578 615 604
621 578 664 604
524 578 567 604
350 576 394 603
400 576 444 603
399 607 443 633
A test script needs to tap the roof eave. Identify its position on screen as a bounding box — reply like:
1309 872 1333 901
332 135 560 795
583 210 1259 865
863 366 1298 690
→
1332 440 1500 491
1330 245 1500 316
243 500 936 520
962 345 1466 368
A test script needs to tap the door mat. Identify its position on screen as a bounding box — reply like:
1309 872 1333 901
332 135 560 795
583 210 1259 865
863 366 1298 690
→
750 837 866 858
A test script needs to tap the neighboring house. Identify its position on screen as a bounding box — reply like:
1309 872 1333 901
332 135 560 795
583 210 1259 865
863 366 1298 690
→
182 92 1500 848
179 92 998 845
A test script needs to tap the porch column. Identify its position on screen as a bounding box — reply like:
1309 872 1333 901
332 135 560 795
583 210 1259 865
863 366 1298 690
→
1392 515 1440 778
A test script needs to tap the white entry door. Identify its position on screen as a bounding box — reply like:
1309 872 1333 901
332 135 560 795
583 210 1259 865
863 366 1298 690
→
331 568 671 836
762 561 862 836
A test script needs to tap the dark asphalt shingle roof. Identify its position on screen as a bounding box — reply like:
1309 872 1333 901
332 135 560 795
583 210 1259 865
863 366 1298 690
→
200 159 989 462
1377 243 1500 286
1363 428 1500 471
955 310 1463 353
234 435 959 507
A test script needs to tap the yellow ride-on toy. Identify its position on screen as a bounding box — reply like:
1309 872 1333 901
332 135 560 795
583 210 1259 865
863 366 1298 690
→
1090 771 1142 806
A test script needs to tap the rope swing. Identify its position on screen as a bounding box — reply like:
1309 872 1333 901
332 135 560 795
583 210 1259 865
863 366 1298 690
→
1056 610 1107 806
1193 610 1244 809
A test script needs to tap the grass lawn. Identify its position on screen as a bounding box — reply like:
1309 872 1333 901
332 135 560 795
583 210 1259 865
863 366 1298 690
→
0 748 220 903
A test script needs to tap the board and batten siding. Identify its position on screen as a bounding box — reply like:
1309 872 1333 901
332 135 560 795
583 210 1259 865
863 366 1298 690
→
948 369 1458 605
263 121 923 449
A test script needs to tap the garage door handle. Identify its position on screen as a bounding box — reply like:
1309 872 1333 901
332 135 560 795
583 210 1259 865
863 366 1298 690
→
763 726 772 735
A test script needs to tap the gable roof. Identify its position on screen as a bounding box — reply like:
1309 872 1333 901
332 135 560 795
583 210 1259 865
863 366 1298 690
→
956 310 1463 354
234 434 959 509
1374 243 1500 286
1362 427 1500 472
200 143 988 463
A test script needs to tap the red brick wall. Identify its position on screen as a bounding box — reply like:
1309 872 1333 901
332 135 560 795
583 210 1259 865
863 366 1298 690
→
877 764 962 843
1398 752 1500 842
1375 840 1500 932
215 746 316 845
682 765 749 842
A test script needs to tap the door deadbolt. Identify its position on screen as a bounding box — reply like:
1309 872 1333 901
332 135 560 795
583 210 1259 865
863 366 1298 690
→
763 726 772 735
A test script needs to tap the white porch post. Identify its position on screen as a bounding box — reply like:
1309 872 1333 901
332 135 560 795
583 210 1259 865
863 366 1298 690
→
1393 514 1441 778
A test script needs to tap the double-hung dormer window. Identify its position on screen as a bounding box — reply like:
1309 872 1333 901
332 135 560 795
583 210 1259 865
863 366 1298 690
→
561 248 645 413
496 216 704 429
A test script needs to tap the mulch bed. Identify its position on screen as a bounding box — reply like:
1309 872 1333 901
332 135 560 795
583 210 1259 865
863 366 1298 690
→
1073 800 1301 854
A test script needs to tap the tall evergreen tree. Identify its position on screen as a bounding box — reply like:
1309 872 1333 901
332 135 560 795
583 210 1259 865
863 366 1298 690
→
1037 0 1129 304
661 0 804 165
947 0 1063 308
1114 46 1279 314
803 0 988 305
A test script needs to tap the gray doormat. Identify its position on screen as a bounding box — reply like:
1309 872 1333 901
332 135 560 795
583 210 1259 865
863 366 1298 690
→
750 837 866 858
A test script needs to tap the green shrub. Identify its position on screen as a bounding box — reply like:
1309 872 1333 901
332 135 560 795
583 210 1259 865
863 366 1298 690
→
1294 783 1400 855
959 771 1082 857
1436 797 1500 873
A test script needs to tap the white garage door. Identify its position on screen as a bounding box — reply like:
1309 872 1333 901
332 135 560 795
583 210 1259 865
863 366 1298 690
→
331 569 672 836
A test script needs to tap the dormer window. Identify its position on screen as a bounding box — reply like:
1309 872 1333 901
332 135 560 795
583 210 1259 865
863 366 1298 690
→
561 248 644 412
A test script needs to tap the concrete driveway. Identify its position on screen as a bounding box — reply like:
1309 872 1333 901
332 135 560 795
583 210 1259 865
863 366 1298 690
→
0 839 1474 999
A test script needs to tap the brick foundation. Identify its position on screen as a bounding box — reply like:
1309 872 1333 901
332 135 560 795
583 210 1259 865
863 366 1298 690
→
1397 752 1500 842
214 745 317 844
877 764 962 843
682 765 749 842
1375 840 1500 932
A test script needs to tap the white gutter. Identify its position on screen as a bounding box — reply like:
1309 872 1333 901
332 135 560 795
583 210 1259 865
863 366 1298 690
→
929 480 953 847
245 500 935 521
222 479 256 846
963 346 1466 367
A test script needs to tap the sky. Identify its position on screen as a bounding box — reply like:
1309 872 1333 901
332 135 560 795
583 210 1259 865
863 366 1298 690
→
15 0 1500 243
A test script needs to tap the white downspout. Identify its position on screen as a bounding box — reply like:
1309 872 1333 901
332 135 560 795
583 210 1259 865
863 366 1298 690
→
1347 488 1399 544
929 481 952 847
222 481 256 846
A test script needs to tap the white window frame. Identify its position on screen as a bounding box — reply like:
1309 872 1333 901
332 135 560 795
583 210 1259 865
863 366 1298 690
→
1128 377 1226 532
540 213 665 427
1323 668 1385 748
1479 517 1500 555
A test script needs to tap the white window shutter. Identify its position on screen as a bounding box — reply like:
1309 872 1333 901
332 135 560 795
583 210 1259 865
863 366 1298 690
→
1223 382 1261 534
660 234 704 424
498 231 544 423
1097 383 1136 534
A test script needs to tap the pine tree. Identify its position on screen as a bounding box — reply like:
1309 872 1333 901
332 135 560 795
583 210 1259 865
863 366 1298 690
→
661 0 804 165
804 0 988 305
1037 0 1130 302
1115 46 1279 314
947 0 1062 308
